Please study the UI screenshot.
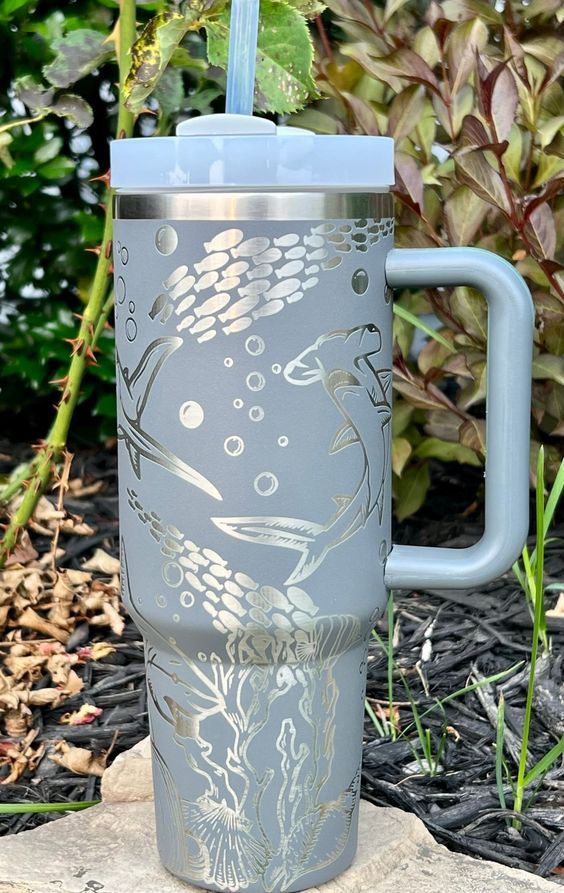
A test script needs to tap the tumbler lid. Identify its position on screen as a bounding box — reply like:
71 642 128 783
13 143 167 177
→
110 114 394 190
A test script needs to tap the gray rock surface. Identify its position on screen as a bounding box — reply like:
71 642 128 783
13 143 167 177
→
0 737 556 893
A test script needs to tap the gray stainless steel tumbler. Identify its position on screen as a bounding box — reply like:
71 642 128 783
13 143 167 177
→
111 115 534 893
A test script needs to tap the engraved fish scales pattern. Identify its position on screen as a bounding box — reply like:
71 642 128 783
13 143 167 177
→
127 488 362 665
149 219 394 343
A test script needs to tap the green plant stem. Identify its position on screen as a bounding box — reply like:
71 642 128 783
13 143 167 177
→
387 591 395 740
0 801 99 814
513 448 545 822
0 1 137 566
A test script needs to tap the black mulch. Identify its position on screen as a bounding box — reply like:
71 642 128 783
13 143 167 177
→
0 444 563 884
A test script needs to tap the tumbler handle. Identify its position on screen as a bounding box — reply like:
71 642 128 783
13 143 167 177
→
384 248 534 590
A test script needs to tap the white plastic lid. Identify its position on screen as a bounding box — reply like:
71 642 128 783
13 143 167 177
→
110 114 394 190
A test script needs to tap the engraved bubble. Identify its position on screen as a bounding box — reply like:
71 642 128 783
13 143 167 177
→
271 363 282 374
116 276 126 304
128 300 135 313
233 398 244 409
162 561 183 587
180 590 195 608
125 318 137 341
245 335 265 356
224 357 234 368
254 472 279 496
246 371 265 392
278 436 288 447
120 246 129 265
172 613 180 623
155 224 178 256
156 594 167 608
198 651 208 662
352 268 369 295
379 540 388 565
249 405 264 422
224 435 245 457
179 400 204 429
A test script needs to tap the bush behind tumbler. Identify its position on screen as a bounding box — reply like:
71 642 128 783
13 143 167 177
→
111 116 533 893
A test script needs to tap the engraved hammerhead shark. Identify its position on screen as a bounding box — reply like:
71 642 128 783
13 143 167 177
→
212 325 391 584
117 337 222 501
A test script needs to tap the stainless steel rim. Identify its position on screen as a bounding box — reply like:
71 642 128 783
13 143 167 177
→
114 191 393 221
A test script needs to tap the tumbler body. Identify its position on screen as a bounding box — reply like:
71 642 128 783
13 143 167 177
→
114 189 394 892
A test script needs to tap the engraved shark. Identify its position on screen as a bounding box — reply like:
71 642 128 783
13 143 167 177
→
212 324 391 584
117 336 222 501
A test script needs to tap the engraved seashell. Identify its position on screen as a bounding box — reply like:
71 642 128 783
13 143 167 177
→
322 256 341 270
194 252 229 274
259 585 290 610
194 292 230 317
218 610 242 632
306 248 328 261
204 228 243 252
253 247 282 264
252 299 284 318
302 277 319 289
169 275 196 300
184 571 205 592
177 314 195 331
287 585 318 616
189 316 215 334
232 237 270 258
273 233 299 247
203 573 221 591
238 279 270 296
224 261 249 277
247 263 273 280
275 260 304 279
235 572 258 590
216 277 240 291
286 291 303 303
265 279 300 301
210 563 231 579
194 271 219 292
222 317 252 334
304 234 325 248
197 330 216 343
175 295 196 314
203 548 226 565
284 246 306 259
219 296 259 322
163 265 189 289
221 593 246 616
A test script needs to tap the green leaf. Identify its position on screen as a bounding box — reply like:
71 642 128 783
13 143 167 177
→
1 0 32 12
532 354 564 386
154 65 184 119
524 737 564 787
125 11 189 115
394 463 430 521
285 0 326 16
34 136 63 164
0 801 99 814
37 156 76 179
14 76 55 113
393 303 456 352
392 436 412 477
413 436 482 466
14 76 93 129
384 0 410 22
445 185 489 246
387 85 425 144
51 94 94 129
43 29 113 89
206 0 318 114
455 150 511 216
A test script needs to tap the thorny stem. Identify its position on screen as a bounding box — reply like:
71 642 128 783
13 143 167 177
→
0 0 137 566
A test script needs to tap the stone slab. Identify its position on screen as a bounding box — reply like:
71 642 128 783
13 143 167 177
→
0 737 556 893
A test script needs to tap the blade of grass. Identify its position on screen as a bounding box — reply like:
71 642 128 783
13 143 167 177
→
0 801 99 814
393 304 456 352
387 591 395 740
364 698 386 737
495 693 507 811
524 737 564 787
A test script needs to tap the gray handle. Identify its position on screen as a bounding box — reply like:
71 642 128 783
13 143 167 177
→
384 247 534 590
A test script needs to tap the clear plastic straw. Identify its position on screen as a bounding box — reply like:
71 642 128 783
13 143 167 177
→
225 0 260 116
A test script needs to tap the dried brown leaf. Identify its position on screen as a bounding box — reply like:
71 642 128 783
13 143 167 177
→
49 741 106 776
82 549 120 575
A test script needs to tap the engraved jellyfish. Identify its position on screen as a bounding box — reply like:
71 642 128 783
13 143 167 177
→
179 401 204 429
254 472 279 496
224 436 245 457
155 225 178 256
